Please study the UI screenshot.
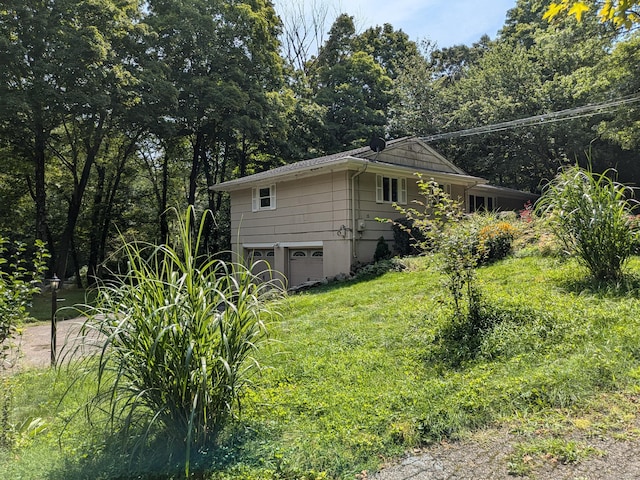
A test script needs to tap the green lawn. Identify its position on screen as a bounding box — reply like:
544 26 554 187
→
27 287 95 323
3 255 640 479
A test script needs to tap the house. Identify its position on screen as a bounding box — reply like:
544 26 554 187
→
211 137 537 287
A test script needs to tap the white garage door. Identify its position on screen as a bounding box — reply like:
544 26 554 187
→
247 249 275 282
289 249 323 286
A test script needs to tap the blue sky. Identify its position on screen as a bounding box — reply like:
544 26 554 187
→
276 0 518 49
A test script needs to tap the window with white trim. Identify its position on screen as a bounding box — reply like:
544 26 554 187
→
252 185 276 211
468 194 496 213
376 175 407 204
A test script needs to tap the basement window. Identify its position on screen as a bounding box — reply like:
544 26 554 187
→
252 185 276 211
376 175 407 204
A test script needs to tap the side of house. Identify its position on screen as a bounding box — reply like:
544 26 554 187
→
213 137 538 287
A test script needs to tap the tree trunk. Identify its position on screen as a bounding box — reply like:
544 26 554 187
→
86 164 106 286
187 132 204 206
55 118 105 279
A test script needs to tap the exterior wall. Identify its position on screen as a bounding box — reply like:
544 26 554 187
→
372 142 460 174
230 171 351 283
323 239 352 278
351 172 472 263
230 171 350 243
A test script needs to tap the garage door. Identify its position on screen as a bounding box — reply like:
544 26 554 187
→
246 249 275 282
289 249 323 286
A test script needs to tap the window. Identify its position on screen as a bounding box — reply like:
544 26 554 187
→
252 184 276 211
376 175 407 204
468 194 496 213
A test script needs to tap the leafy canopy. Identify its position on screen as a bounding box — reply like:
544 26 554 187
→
544 1 640 29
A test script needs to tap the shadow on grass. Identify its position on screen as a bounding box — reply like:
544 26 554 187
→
555 272 640 299
47 423 277 480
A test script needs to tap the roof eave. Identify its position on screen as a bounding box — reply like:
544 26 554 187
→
211 156 487 192
210 156 367 192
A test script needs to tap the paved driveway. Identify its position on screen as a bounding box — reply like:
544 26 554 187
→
16 318 90 369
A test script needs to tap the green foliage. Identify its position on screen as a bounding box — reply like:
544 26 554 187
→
391 217 429 256
5 257 640 478
0 238 49 370
535 164 638 281
69 207 283 476
311 14 394 152
353 258 406 279
475 217 518 264
373 236 391 262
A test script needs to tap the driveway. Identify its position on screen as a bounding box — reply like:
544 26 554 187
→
14 318 90 369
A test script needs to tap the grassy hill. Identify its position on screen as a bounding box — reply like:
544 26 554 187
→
3 254 640 479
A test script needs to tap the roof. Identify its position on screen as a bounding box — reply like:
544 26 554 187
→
211 136 485 192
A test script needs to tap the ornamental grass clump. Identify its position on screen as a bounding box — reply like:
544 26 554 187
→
72 207 282 475
536 165 639 281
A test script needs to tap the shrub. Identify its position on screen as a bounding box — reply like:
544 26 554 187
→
71 207 283 475
353 258 406 279
391 217 429 256
373 236 391 262
0 238 48 370
535 165 639 281
477 221 517 263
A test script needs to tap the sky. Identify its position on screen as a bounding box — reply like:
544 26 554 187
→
275 0 518 49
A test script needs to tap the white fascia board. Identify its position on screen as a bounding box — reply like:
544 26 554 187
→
211 157 367 192
470 184 539 198
243 241 324 249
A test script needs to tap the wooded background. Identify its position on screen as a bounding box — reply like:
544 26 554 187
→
1 0 638 284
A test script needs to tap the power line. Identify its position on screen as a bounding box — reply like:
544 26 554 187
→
419 94 640 142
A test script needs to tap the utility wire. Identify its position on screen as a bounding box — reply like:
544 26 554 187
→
420 94 640 142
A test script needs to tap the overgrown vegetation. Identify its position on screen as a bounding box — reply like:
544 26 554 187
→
5 184 640 478
0 237 48 370
0 238 48 450
3 252 640 478
536 164 639 281
65 207 283 476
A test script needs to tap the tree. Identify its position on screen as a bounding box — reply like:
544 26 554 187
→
310 14 395 152
277 0 330 75
593 33 640 150
410 0 628 191
0 0 149 279
544 0 640 29
145 0 284 207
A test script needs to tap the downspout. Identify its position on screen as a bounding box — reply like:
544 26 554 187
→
351 164 367 259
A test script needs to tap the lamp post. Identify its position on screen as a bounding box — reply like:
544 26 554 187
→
50 274 61 367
